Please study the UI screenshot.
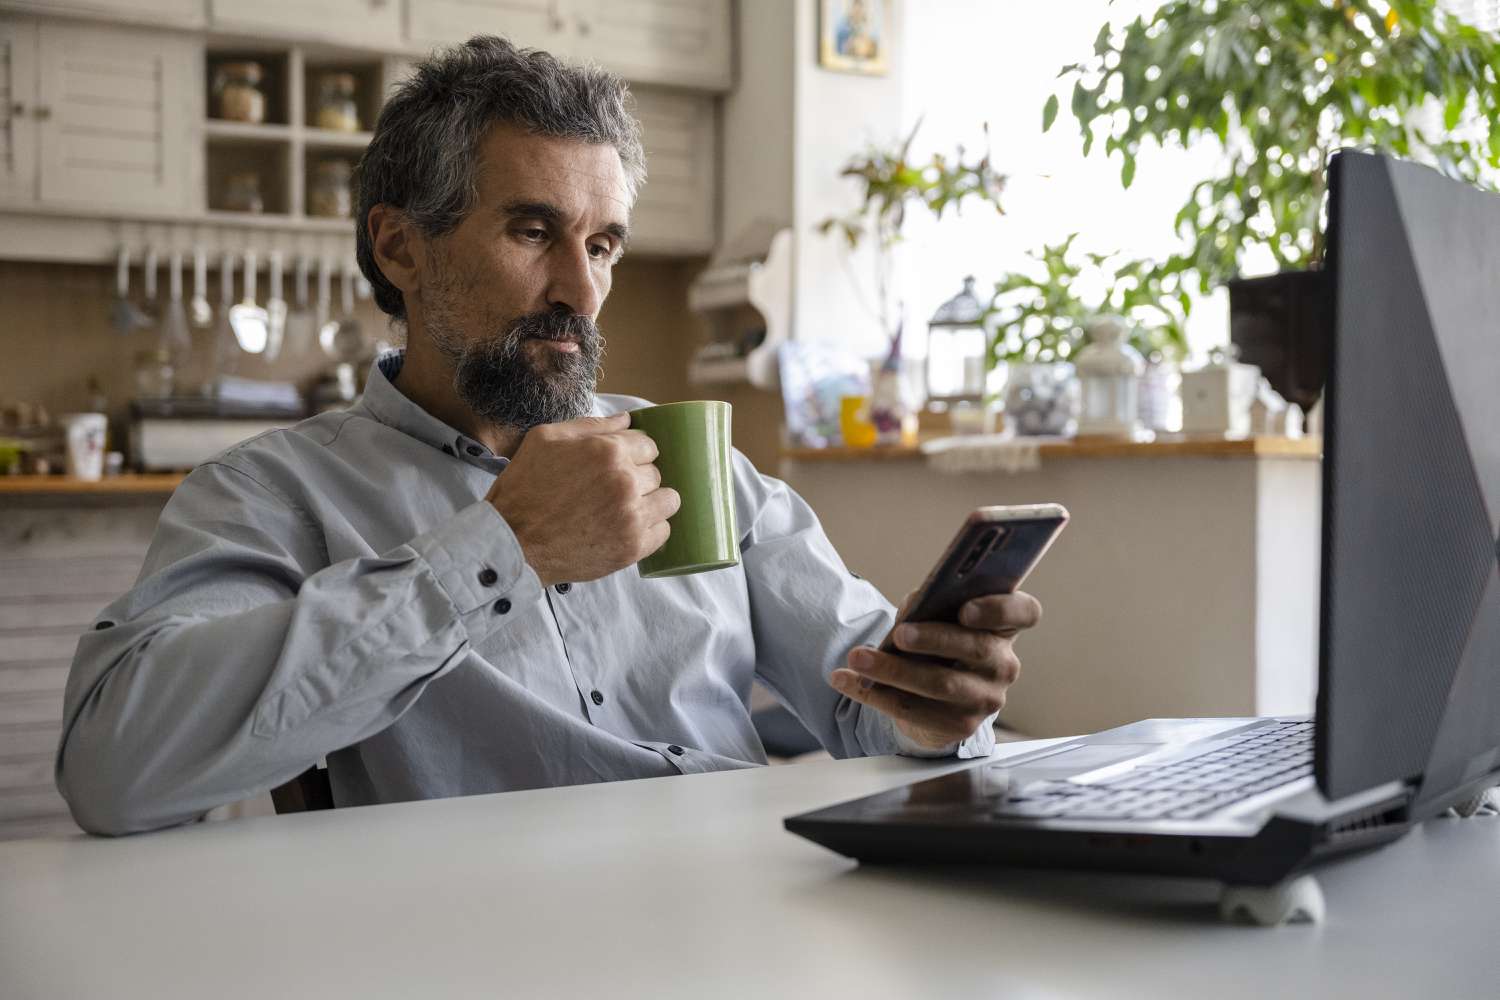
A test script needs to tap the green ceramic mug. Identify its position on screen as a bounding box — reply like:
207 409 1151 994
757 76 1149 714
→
629 400 739 578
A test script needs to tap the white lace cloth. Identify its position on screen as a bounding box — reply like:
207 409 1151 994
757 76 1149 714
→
921 433 1063 475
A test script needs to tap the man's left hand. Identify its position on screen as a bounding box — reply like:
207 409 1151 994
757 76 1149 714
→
829 592 1043 751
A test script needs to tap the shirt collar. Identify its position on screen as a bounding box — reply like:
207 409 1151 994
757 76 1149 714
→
357 350 510 470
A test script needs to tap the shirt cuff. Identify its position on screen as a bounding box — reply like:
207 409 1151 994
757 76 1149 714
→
891 711 1000 760
410 500 545 641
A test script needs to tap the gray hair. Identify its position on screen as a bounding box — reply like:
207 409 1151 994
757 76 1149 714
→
354 35 647 319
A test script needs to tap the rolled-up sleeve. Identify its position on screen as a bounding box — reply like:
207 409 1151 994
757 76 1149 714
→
56 460 542 836
735 452 994 761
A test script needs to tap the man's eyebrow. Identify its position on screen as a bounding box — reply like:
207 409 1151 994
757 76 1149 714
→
605 222 631 247
498 200 563 222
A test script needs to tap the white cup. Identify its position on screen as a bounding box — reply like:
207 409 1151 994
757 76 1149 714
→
63 413 108 481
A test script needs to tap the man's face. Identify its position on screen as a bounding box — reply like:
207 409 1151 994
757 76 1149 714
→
416 123 632 430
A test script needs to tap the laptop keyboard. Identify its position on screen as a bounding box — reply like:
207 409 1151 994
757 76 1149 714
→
997 720 1315 822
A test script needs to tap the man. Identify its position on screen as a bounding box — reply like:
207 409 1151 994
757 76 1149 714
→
56 36 1041 836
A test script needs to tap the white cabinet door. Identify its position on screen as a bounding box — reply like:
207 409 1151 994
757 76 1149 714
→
208 0 401 49
405 0 565 53
35 22 199 214
11 0 206 28
630 88 714 254
0 19 38 205
576 0 731 92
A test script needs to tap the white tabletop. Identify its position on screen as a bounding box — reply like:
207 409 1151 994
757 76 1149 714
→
2 743 1498 1000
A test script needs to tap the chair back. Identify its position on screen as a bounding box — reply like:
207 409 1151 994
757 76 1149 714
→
270 766 334 814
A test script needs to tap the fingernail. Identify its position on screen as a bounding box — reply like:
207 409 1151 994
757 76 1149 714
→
960 603 979 626
850 648 874 671
833 668 872 692
895 624 916 646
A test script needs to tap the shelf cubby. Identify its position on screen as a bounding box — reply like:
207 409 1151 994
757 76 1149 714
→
198 44 389 235
206 139 291 216
206 50 291 126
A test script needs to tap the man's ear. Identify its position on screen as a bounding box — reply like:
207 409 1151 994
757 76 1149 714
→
368 204 424 302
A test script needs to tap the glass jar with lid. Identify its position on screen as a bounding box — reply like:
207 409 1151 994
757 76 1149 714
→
222 171 264 214
308 159 353 218
133 348 175 399
1003 360 1080 437
314 72 360 132
213 61 266 124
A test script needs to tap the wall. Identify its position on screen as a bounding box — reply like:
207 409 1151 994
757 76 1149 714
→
0 255 786 475
719 0 796 251
791 0 906 359
720 0 907 361
597 257 787 475
0 258 387 432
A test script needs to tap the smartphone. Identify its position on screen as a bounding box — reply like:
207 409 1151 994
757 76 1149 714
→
878 503 1069 653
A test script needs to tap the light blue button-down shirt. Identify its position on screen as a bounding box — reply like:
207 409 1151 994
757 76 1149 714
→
57 353 994 834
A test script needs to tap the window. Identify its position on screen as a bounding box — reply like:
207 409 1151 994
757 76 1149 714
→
898 0 1230 361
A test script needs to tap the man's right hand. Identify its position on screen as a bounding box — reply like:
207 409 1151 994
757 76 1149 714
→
485 411 681 587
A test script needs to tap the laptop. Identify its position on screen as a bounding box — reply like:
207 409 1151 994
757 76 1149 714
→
784 150 1500 887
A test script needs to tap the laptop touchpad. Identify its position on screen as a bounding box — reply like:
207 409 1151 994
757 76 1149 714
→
1002 743 1157 783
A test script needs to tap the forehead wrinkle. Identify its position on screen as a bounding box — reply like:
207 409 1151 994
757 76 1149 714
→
475 130 630 222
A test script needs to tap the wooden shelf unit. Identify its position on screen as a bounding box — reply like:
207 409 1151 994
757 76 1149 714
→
203 42 384 226
782 436 1325 464
0 474 186 496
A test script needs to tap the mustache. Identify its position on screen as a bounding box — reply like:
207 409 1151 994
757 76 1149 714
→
505 310 600 345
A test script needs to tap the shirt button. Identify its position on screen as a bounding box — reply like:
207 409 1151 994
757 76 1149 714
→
555 583 571 595
478 567 498 586
493 598 512 615
667 745 684 756
94 620 115 630
591 690 604 706
465 444 483 457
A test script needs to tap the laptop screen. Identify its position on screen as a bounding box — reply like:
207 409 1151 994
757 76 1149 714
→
1317 151 1500 803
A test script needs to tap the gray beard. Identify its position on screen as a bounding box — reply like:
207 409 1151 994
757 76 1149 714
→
427 309 605 432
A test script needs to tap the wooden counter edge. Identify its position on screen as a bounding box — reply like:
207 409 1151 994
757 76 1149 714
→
781 436 1323 463
0 473 187 496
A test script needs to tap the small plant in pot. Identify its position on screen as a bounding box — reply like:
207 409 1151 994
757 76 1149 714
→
818 120 1007 442
819 119 1008 341
985 236 1191 436
1048 0 1500 410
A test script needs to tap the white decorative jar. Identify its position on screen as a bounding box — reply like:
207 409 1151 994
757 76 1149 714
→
1180 347 1262 437
1074 315 1145 439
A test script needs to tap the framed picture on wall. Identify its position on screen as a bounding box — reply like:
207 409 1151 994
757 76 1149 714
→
819 0 891 76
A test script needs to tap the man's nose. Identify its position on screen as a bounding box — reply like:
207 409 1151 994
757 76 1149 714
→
544 242 604 318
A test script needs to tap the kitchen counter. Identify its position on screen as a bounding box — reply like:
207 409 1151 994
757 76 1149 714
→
782 435 1321 463
780 434 1323 738
0 476 177 840
0 474 185 497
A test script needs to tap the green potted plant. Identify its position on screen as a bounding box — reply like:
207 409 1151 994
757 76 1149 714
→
1046 0 1500 407
984 236 1192 434
819 121 1008 441
819 120 1008 341
986 236 1191 366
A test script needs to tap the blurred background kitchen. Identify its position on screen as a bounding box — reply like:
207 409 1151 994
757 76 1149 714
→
4 0 1498 838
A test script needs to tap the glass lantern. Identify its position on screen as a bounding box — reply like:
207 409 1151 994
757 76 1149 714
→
924 275 988 408
1074 315 1146 439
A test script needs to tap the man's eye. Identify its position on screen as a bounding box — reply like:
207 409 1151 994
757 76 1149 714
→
516 227 548 242
588 242 615 260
